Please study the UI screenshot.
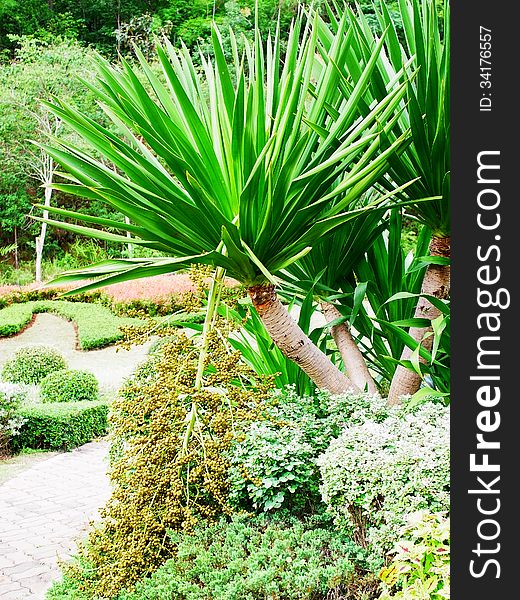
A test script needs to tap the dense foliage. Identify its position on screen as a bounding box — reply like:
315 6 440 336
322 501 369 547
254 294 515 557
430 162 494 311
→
228 388 383 515
116 515 372 600
40 369 99 403
378 511 450 599
0 382 26 453
0 37 105 265
1 344 67 384
11 399 109 451
1 2 450 599
61 330 273 597
318 401 450 560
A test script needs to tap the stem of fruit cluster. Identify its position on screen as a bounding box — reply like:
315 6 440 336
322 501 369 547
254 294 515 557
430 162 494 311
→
182 265 226 454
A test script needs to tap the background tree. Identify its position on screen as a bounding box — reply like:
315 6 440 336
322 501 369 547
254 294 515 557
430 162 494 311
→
0 37 115 274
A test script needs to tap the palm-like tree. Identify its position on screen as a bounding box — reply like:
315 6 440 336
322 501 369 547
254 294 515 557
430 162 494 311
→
281 194 388 393
36 13 409 393
319 0 450 401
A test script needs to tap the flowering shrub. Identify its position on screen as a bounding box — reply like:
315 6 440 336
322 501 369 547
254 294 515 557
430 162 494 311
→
40 369 99 403
0 274 240 316
378 511 450 599
0 382 27 453
317 402 450 561
1 345 67 385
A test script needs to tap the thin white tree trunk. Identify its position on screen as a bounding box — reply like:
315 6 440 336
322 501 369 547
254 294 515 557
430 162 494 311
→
388 236 451 405
248 285 359 395
35 171 52 283
321 302 378 395
14 227 19 269
31 113 60 284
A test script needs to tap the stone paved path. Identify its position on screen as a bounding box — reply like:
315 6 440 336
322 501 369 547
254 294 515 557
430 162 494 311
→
0 440 111 599
0 313 152 391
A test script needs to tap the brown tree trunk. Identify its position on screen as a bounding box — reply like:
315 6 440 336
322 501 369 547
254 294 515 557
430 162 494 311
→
388 236 451 405
248 285 358 395
321 302 378 395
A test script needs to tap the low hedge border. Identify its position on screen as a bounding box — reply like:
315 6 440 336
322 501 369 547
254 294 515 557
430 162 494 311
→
11 400 110 451
0 301 206 347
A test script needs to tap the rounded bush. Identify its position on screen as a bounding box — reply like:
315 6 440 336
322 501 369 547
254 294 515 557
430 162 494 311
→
40 369 99 403
1 345 67 385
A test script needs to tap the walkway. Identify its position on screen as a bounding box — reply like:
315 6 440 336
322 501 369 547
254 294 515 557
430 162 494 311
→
0 313 152 391
0 440 111 599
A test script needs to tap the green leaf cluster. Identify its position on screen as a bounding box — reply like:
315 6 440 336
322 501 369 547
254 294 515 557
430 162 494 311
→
1 344 66 384
40 369 99 403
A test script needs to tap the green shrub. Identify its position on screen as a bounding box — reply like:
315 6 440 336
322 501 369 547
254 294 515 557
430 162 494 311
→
0 382 27 453
58 331 273 599
378 511 450 600
317 402 450 561
115 515 373 600
1 345 67 384
229 421 319 514
40 369 99 403
229 388 387 516
11 400 109 451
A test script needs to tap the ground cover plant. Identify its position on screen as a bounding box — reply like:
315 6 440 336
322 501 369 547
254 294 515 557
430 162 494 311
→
115 515 373 600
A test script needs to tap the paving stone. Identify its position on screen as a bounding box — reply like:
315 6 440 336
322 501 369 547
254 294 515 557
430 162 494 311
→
0 591 31 600
0 440 110 598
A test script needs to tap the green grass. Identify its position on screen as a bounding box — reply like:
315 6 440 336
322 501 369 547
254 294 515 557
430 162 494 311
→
0 301 142 349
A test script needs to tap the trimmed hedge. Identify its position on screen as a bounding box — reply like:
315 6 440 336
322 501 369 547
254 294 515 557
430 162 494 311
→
40 369 99 403
0 301 142 349
1 345 67 384
0 301 203 349
0 303 34 336
11 400 109 451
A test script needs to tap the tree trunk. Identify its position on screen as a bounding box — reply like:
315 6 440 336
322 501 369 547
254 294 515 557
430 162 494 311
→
248 285 358 395
35 185 52 283
14 227 19 269
387 235 451 405
321 302 378 395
